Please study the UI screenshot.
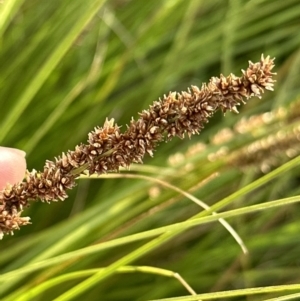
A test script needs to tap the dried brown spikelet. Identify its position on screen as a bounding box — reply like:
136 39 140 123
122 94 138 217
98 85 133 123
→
229 125 300 173
0 54 276 238
286 96 300 123
210 97 300 173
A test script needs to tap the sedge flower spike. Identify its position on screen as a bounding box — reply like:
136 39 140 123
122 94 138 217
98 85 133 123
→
0 54 276 239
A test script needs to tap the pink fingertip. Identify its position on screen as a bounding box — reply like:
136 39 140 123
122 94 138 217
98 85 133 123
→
0 147 27 190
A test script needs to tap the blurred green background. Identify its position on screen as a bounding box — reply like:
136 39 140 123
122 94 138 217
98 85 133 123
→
1 0 300 300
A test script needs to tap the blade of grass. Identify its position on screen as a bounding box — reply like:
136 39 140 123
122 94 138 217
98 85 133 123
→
8 266 197 301
0 0 25 37
92 173 248 254
147 284 300 300
24 24 109 154
0 0 106 143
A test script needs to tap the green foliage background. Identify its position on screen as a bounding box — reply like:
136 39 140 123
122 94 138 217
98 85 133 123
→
1 0 300 300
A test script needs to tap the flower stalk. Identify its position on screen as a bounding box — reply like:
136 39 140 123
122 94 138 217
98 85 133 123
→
0 55 276 238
